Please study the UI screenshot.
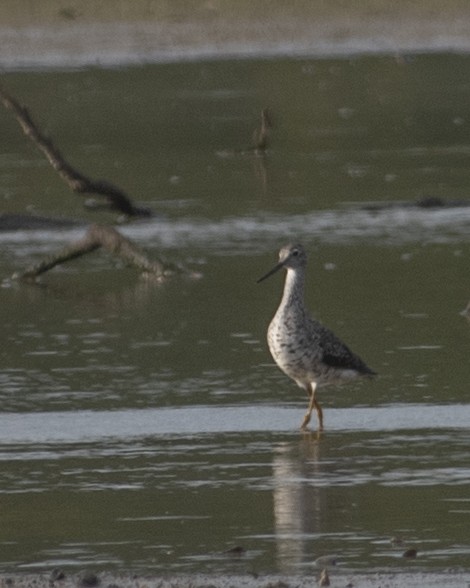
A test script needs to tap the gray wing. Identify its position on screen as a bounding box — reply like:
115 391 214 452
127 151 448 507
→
315 321 376 376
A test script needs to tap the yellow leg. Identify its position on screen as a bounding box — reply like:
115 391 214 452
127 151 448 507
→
300 382 323 431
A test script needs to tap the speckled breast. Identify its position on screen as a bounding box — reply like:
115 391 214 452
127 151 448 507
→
267 311 325 385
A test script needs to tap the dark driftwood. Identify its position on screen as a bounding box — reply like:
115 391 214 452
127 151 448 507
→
0 84 150 217
0 213 81 232
13 224 177 281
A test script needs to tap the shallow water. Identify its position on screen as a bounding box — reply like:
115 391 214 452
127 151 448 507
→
1 415 470 574
0 51 469 575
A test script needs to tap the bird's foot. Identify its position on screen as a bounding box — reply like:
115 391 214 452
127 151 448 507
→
300 412 311 431
300 415 324 434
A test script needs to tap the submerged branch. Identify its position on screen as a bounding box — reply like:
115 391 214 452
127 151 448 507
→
13 224 178 281
252 108 272 153
0 84 150 217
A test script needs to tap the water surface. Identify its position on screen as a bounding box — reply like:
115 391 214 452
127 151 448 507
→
0 52 469 575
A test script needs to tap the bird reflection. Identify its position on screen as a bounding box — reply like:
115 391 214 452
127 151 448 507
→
271 435 324 571
460 301 470 321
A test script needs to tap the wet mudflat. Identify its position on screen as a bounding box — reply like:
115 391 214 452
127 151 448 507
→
0 36 469 585
1 570 470 588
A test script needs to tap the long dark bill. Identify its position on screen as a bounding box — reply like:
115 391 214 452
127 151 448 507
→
256 262 284 283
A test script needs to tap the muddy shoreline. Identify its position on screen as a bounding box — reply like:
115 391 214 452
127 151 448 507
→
4 0 470 69
1 570 470 588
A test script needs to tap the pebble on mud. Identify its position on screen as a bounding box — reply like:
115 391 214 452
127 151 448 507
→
402 548 418 558
50 569 65 582
79 573 100 587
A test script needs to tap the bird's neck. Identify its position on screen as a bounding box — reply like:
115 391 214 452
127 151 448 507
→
280 268 305 309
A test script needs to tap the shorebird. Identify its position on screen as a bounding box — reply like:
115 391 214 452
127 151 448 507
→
257 243 376 431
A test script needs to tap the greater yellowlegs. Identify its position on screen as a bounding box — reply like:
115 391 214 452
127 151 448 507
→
257 243 376 431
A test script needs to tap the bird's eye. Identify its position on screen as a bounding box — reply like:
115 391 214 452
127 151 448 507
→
292 249 299 256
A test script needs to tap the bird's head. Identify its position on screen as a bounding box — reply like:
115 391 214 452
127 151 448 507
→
257 243 307 283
